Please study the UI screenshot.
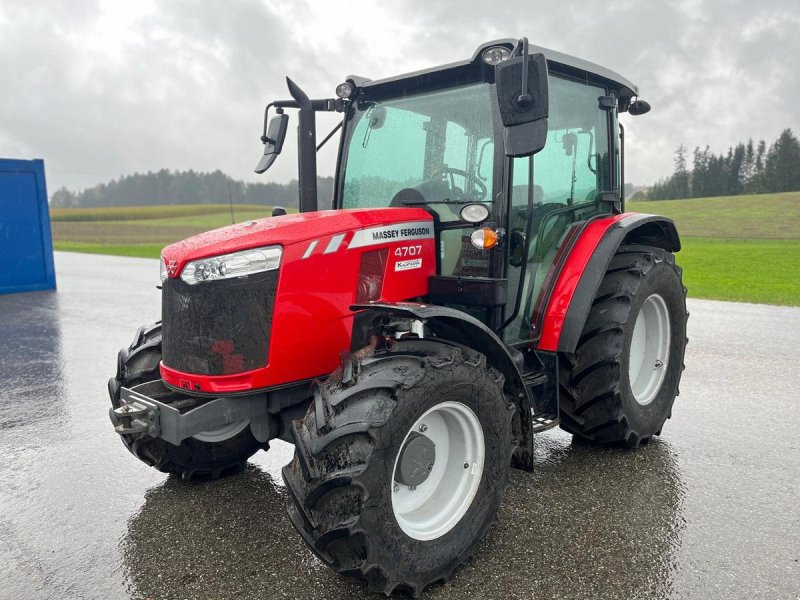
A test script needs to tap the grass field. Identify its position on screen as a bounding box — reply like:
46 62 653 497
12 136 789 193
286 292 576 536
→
51 194 800 305
627 192 800 239
49 204 272 222
628 192 800 305
51 204 289 253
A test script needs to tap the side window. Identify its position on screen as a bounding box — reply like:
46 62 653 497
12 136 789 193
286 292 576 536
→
536 75 610 205
504 75 610 344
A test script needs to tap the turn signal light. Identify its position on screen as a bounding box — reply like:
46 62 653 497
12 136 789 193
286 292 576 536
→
470 227 498 249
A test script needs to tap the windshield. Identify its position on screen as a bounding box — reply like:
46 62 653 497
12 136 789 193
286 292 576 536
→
340 83 496 215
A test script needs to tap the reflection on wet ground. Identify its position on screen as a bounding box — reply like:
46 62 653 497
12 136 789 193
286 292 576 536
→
2 253 799 599
123 435 684 600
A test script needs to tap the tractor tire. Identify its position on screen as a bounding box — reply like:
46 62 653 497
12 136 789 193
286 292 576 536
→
283 339 515 597
108 322 264 481
558 245 688 447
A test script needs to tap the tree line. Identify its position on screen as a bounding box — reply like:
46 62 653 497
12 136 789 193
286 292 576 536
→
50 169 335 209
647 128 800 200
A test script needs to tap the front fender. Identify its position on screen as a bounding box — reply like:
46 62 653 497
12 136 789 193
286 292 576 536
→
350 301 535 471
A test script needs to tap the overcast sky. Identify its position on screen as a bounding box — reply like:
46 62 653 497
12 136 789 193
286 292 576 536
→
1 0 798 195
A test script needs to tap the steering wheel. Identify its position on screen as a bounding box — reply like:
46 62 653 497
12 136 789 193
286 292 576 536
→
438 167 488 200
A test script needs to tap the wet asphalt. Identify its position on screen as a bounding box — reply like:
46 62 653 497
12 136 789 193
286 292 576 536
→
0 251 798 600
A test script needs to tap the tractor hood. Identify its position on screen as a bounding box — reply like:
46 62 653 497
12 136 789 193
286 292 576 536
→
157 205 438 394
161 207 433 275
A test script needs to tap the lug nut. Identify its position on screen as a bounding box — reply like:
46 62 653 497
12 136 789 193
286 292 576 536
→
419 424 427 433
393 484 399 493
464 462 470 469
409 486 416 491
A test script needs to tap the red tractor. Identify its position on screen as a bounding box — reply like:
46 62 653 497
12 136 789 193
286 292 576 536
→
109 38 687 596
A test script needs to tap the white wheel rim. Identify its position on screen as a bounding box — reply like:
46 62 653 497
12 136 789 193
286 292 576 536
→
628 293 671 406
192 419 250 443
391 401 485 541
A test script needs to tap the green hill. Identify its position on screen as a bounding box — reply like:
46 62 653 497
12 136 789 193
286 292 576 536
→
629 192 800 305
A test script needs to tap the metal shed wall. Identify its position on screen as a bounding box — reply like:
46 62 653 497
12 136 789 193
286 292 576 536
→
0 159 56 294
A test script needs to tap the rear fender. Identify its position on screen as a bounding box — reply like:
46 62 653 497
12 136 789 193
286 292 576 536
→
538 213 681 353
350 302 535 471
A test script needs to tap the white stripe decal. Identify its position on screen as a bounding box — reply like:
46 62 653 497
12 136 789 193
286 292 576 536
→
301 239 318 259
348 221 434 249
323 233 346 254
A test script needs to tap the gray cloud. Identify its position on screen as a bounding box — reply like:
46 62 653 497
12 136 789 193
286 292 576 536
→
0 0 798 193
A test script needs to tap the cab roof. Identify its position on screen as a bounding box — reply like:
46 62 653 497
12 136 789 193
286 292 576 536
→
351 38 639 100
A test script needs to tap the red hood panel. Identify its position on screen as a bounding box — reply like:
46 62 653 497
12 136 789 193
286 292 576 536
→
161 207 433 272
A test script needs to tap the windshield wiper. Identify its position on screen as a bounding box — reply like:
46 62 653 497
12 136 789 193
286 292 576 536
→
400 198 476 206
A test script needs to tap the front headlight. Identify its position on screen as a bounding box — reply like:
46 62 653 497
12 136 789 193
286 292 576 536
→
180 245 282 285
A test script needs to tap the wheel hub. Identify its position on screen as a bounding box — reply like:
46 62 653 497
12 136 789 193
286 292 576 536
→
391 401 485 541
394 432 436 488
629 293 671 406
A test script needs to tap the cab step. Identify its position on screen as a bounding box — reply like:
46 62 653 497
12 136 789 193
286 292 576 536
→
530 412 560 433
522 370 548 388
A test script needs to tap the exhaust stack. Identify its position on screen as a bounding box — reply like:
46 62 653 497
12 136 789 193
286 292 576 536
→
286 77 318 213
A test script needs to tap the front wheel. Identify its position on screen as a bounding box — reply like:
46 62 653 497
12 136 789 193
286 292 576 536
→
559 245 688 447
283 340 515 596
108 322 264 481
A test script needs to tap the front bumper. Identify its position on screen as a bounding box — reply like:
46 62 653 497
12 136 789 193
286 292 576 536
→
110 380 270 445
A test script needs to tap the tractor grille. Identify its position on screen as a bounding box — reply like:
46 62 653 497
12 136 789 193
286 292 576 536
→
161 270 278 376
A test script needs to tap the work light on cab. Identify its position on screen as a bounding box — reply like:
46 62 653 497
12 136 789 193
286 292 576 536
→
482 45 511 65
460 203 490 223
335 82 354 99
180 246 282 285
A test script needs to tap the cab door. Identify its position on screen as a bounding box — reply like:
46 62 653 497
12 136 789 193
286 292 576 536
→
503 73 615 345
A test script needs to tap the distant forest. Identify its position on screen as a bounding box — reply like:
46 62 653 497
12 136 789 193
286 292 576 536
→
648 128 800 200
50 128 800 208
50 170 335 209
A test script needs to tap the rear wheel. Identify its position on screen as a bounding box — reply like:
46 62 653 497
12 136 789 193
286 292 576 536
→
559 245 688 447
108 323 264 481
283 339 515 596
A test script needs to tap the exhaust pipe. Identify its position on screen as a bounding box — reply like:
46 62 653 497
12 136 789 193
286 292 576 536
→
286 77 318 213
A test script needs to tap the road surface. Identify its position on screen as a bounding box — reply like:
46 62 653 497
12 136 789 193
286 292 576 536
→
1 252 797 599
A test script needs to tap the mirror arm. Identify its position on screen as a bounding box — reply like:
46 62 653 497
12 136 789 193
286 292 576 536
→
261 103 276 140
261 105 285 144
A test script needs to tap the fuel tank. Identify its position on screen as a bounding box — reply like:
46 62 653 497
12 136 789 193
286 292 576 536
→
159 208 436 394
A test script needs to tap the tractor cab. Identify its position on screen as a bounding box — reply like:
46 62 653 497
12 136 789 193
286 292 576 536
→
257 38 645 346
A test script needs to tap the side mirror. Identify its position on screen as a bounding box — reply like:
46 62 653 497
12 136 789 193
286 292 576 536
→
255 113 289 174
495 48 549 157
628 99 651 116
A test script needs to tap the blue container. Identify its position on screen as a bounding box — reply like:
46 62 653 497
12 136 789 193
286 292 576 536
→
0 159 56 294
